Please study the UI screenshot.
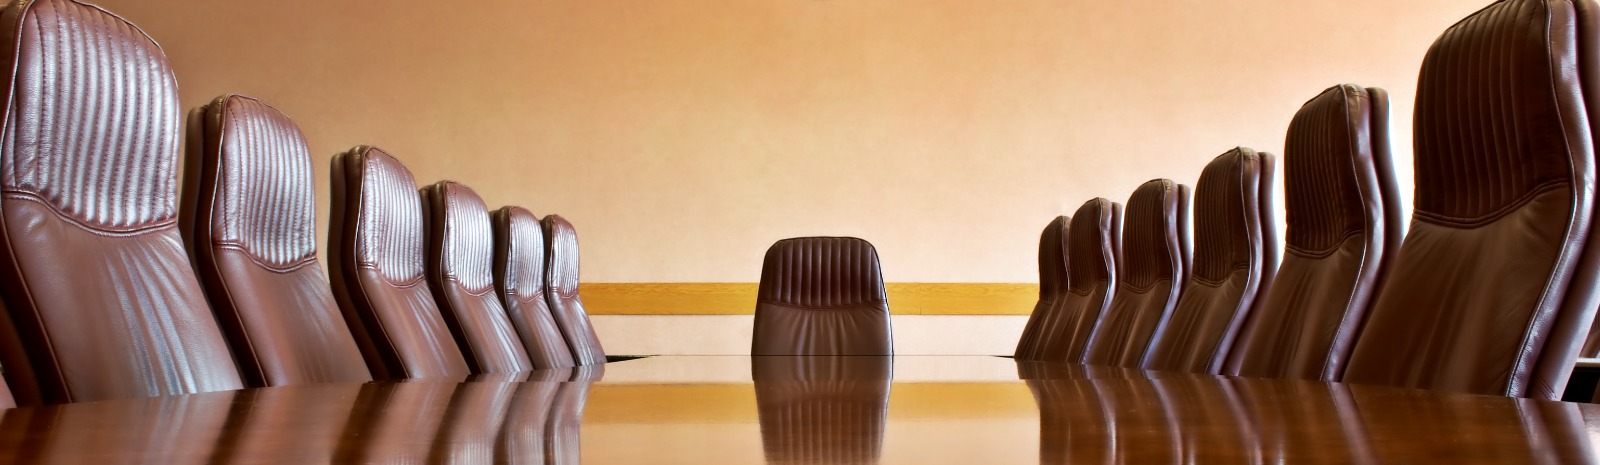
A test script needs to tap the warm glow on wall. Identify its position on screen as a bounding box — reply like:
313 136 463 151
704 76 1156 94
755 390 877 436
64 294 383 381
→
95 0 1480 283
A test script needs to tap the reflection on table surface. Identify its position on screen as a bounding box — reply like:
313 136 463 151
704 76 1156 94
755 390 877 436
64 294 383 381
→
0 356 1596 464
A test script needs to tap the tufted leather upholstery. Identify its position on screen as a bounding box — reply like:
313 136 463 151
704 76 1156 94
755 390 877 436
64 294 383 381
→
1014 216 1070 360
1226 85 1402 381
1015 200 1121 362
328 146 470 380
751 237 894 355
1081 180 1190 368
421 181 534 374
179 94 372 387
1143 148 1278 374
492 206 576 369
541 214 607 365
1344 0 1600 400
0 0 244 405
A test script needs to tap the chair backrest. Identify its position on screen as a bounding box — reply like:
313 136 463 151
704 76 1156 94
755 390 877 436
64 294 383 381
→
180 94 372 387
1081 180 1190 367
751 237 894 355
0 0 243 405
1056 199 1122 363
1013 216 1070 360
541 215 607 365
1227 85 1403 381
1143 148 1277 374
492 206 577 369
1344 0 1600 400
1015 200 1121 362
422 181 534 374
328 146 470 380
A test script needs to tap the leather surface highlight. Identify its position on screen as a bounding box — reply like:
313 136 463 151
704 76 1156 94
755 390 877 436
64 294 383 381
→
1081 180 1189 368
422 181 534 374
491 206 576 369
328 146 470 380
0 0 243 404
1144 148 1276 374
1228 85 1400 381
181 94 371 388
751 237 894 355
1344 0 1600 399
541 214 607 365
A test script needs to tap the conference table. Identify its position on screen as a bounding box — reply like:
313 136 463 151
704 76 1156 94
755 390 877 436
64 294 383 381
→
0 355 1594 463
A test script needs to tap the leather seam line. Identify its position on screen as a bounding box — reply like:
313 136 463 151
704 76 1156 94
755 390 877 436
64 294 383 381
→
353 265 426 288
1413 180 1569 227
1067 278 1108 296
1118 277 1168 293
1285 230 1362 258
212 243 317 273
1190 263 1251 286
445 277 495 296
2 192 176 235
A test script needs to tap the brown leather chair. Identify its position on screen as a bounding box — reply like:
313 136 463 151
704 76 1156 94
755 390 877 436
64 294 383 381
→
492 206 578 369
541 215 608 365
329 146 471 380
1344 0 1600 400
1226 85 1403 381
0 0 244 405
1143 148 1277 374
1081 180 1190 368
180 94 372 387
421 181 535 374
751 237 894 355
1014 216 1070 360
1016 200 1121 362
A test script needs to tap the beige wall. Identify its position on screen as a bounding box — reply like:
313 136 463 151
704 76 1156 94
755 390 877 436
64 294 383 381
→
93 0 1483 283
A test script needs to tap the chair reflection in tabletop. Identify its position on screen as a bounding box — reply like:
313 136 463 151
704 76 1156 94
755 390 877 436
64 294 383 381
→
0 389 241 464
335 368 602 464
753 356 892 464
1022 363 1598 464
548 367 603 465
0 367 603 463
1022 364 1185 464
436 367 598 464
1019 362 1118 465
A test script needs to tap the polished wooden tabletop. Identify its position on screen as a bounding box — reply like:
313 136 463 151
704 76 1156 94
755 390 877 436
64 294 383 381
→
0 355 1595 464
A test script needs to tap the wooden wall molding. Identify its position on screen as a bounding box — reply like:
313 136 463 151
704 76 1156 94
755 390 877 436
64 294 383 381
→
580 283 1037 315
